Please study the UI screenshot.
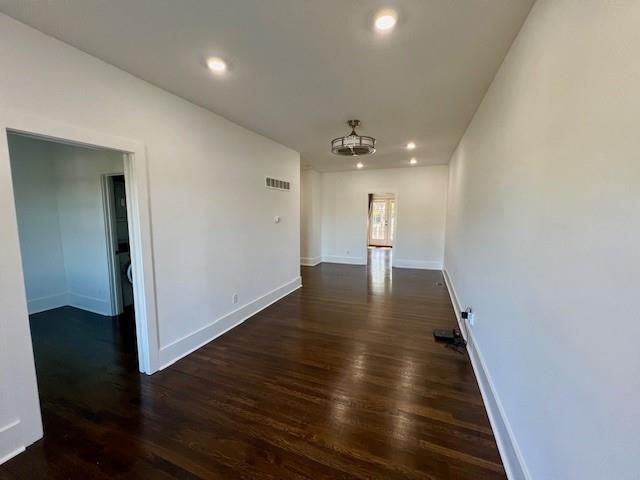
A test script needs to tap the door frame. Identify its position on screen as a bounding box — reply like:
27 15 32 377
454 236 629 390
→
101 173 125 317
0 110 159 376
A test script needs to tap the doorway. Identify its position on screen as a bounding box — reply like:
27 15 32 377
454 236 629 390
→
2 124 157 374
368 193 396 247
7 131 139 355
1 115 159 456
367 193 396 272
103 174 135 316
6 130 145 453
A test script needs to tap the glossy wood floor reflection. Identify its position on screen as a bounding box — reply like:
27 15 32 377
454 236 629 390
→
0 249 505 479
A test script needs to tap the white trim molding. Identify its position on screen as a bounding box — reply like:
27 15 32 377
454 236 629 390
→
67 292 112 317
101 173 125 317
0 419 23 465
158 276 302 369
300 256 321 267
28 292 111 317
321 255 366 265
392 259 443 270
442 269 531 480
27 293 68 315
0 446 24 466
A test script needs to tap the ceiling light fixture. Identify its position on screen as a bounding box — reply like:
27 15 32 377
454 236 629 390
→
357 162 364 169
406 142 416 150
206 56 227 74
331 120 376 156
410 158 417 165
374 9 398 32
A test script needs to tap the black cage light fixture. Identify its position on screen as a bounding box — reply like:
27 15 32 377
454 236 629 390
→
331 120 376 156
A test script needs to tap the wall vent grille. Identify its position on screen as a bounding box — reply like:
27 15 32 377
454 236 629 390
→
265 177 290 191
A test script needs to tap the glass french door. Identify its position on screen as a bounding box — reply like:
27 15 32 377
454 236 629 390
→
369 198 395 246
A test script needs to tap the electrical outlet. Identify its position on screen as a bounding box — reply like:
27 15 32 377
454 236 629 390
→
467 310 475 326
462 307 475 326
233 294 238 305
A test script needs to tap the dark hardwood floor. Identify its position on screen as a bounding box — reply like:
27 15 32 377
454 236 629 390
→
0 249 505 479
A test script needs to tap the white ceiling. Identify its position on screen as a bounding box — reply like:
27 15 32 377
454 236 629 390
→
0 0 533 172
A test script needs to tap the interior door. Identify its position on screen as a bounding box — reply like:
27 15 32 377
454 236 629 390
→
369 198 394 246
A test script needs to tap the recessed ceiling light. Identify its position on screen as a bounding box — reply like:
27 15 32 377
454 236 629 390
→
374 9 398 32
406 142 416 150
206 57 227 74
356 162 364 169
410 158 417 165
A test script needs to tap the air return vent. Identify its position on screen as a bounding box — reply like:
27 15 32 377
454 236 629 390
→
265 177 290 191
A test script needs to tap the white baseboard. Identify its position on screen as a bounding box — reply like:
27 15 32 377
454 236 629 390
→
442 269 467 339
0 446 24 466
27 292 68 315
300 256 321 266
0 419 23 465
158 276 302 370
393 259 443 270
27 291 112 317
67 292 111 316
442 268 530 480
321 255 366 265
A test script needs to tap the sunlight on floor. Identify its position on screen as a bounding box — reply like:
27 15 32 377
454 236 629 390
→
367 247 393 295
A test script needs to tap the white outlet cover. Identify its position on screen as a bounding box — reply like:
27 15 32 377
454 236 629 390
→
467 312 475 326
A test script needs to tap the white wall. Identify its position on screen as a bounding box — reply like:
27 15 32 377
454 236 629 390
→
321 166 448 268
444 1 640 479
8 135 68 313
300 168 322 265
0 13 300 461
54 143 123 315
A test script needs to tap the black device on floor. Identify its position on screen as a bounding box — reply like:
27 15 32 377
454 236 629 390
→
433 328 466 346
433 329 457 343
